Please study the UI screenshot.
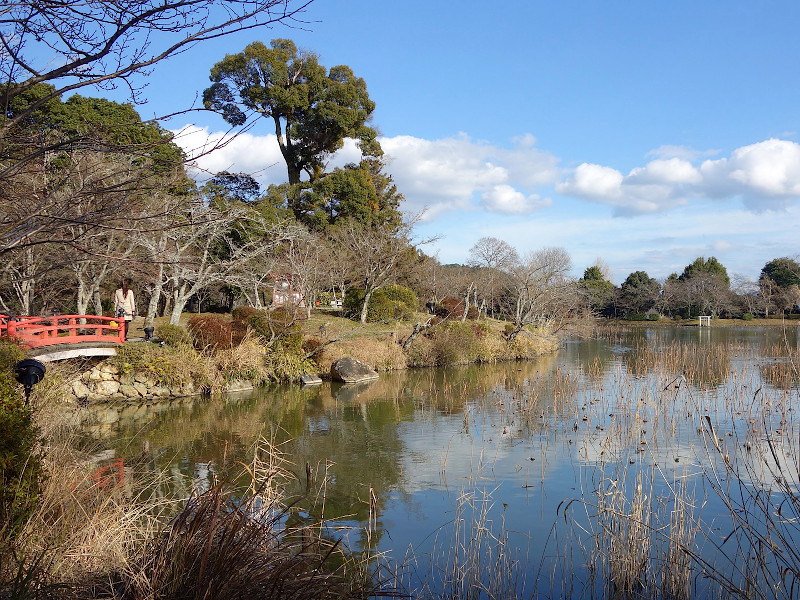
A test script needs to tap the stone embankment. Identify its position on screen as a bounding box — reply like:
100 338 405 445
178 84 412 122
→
69 362 260 435
70 362 200 403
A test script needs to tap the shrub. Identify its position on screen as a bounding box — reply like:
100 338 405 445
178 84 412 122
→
381 284 419 312
367 293 411 323
246 309 302 348
154 323 191 347
427 321 483 365
343 288 366 320
0 338 24 372
187 315 246 351
625 313 649 322
344 285 419 323
231 305 262 321
647 313 660 321
262 346 317 382
436 296 478 320
0 365 43 542
316 291 332 306
742 312 754 321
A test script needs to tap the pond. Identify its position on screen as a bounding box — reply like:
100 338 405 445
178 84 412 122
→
83 326 800 598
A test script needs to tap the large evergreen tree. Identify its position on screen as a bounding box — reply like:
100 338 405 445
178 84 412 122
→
203 39 381 189
298 159 403 231
678 256 730 287
581 265 616 316
617 271 660 316
761 257 800 289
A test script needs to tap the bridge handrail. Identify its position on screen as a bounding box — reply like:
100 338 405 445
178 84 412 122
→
0 314 125 348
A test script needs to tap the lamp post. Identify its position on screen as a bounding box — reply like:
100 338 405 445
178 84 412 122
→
14 359 46 404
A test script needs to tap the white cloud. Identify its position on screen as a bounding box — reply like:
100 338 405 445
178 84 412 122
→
382 133 559 218
172 125 287 186
628 158 701 185
173 125 562 220
700 138 800 208
558 139 800 215
480 185 552 214
556 163 623 199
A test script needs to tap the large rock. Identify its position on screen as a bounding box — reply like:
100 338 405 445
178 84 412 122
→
72 380 91 399
95 379 120 396
330 357 379 383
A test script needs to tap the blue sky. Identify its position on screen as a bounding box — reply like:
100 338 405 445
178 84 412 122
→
130 0 799 284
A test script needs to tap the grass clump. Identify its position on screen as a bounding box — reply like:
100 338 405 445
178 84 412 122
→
109 343 209 389
317 337 407 374
102 483 370 600
153 323 190 347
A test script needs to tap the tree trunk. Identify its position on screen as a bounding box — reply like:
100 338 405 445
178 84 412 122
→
170 283 190 325
92 288 103 316
461 282 474 323
145 265 164 328
360 289 373 324
76 279 91 316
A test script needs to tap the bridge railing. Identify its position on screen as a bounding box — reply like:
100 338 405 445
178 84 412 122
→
0 314 125 348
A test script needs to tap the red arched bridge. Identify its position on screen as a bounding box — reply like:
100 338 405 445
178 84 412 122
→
0 314 125 361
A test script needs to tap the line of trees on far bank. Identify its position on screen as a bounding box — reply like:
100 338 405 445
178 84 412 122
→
579 255 800 320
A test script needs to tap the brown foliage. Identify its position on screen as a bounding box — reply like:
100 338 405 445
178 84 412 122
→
187 315 246 351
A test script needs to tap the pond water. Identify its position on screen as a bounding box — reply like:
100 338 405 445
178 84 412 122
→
84 326 800 598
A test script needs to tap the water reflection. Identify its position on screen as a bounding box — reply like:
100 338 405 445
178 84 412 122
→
83 326 800 597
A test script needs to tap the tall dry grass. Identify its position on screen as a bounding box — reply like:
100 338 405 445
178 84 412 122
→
3 373 401 600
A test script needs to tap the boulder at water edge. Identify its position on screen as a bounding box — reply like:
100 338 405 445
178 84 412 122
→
330 357 379 383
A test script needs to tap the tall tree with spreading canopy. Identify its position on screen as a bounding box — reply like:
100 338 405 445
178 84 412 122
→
676 257 733 317
580 263 615 316
678 256 730 286
203 39 381 194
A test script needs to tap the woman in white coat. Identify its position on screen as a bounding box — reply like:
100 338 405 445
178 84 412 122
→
113 278 136 340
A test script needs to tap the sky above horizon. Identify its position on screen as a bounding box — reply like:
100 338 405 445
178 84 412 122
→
127 0 799 284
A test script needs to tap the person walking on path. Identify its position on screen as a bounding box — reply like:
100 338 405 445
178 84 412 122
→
114 278 136 341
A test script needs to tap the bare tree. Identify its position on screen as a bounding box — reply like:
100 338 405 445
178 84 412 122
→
283 228 326 318
731 274 759 316
503 247 577 341
146 199 278 324
1 1 314 130
328 217 434 324
226 220 306 309
468 236 519 318
0 0 314 253
758 276 780 317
